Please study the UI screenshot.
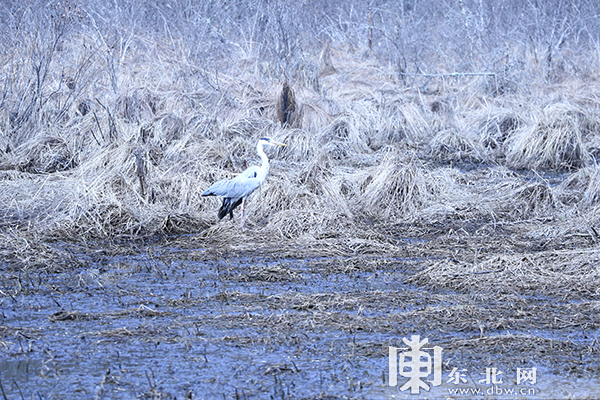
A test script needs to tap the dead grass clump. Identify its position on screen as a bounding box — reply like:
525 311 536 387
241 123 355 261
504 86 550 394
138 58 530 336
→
322 115 351 141
319 44 336 76
264 208 354 240
494 180 558 219
147 173 201 209
428 128 483 162
295 151 333 194
581 166 600 207
550 166 600 207
375 100 432 145
315 97 343 117
399 103 433 144
294 102 334 133
0 230 82 271
116 88 162 124
512 182 557 215
219 116 269 142
293 53 321 93
196 136 255 173
278 128 320 163
83 202 141 235
252 175 316 218
276 84 334 132
356 150 436 220
76 99 93 117
484 75 519 97
139 113 184 147
466 106 522 159
506 102 594 170
187 113 219 140
276 82 298 127
319 114 371 158
318 171 358 218
13 134 78 173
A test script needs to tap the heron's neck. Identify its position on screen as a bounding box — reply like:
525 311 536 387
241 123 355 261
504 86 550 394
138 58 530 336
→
257 142 270 179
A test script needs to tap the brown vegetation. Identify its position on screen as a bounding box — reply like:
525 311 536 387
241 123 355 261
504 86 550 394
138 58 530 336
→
276 82 298 127
0 1 599 278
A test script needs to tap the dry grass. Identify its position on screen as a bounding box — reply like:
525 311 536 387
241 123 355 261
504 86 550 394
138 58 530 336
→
465 105 523 161
0 2 600 297
356 149 436 220
408 249 600 299
1 58 599 254
506 102 596 170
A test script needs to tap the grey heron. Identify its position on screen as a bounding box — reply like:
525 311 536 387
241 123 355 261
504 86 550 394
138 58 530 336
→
201 137 286 229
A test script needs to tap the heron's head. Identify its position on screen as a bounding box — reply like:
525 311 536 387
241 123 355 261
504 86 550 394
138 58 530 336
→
259 137 287 147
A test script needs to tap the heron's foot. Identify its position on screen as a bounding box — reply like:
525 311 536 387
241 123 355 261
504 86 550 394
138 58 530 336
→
240 220 253 231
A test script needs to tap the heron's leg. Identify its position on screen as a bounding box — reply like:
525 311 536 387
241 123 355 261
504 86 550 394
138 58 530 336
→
240 198 246 229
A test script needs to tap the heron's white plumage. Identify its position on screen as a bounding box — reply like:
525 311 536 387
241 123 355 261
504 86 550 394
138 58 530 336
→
202 138 286 228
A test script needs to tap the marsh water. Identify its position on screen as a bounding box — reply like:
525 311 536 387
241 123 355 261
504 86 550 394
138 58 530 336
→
1 240 600 399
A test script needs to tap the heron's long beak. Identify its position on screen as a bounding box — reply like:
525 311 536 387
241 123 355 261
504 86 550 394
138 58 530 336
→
272 141 287 147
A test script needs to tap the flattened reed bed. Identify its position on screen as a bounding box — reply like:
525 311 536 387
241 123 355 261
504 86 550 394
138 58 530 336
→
39 284 597 343
408 249 600 300
441 334 589 374
49 305 170 322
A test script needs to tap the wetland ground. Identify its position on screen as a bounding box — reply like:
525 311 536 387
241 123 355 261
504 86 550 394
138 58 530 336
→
2 223 600 399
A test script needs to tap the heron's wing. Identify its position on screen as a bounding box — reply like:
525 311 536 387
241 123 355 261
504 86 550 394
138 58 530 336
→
201 169 262 199
239 165 261 180
201 178 230 196
227 172 262 197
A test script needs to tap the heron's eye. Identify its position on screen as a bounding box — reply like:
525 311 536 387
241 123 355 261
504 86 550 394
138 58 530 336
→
253 172 257 178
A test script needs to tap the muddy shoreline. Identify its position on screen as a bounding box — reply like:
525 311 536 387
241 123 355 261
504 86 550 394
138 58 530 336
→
1 231 599 399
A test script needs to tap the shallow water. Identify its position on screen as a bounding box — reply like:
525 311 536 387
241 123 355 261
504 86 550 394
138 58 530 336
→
1 246 599 399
